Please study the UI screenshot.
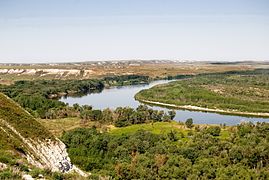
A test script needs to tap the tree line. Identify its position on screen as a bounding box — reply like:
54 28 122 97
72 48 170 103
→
46 104 176 127
0 75 149 118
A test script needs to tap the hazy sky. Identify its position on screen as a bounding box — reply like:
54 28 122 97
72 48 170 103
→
0 0 268 63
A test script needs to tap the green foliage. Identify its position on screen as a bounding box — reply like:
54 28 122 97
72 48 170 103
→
136 69 269 114
62 122 269 179
205 126 221 136
0 169 21 180
0 93 57 179
29 168 44 178
52 172 64 180
109 122 185 136
0 93 53 140
0 79 103 118
167 130 179 141
168 110 176 120
0 75 149 118
78 104 175 127
103 75 149 86
185 118 193 128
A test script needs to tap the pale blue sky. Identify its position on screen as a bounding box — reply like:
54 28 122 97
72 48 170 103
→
0 0 268 63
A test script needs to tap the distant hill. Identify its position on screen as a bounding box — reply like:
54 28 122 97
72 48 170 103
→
0 93 85 176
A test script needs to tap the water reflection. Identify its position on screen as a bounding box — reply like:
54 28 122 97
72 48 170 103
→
60 80 269 125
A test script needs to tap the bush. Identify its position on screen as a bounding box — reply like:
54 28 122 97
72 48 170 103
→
29 168 44 178
52 172 64 180
185 118 193 128
205 126 221 136
0 169 21 179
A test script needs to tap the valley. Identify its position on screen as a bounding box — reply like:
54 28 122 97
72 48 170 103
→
1 61 269 179
1 1 268 179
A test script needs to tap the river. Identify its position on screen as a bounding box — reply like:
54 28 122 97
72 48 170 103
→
60 80 269 125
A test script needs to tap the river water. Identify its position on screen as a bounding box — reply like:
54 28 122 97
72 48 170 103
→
60 80 269 125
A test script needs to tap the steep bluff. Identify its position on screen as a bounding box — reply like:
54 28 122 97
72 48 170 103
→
0 93 86 176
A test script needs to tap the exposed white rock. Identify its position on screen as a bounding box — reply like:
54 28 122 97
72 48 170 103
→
0 119 87 177
0 68 96 79
0 162 7 170
84 69 93 77
24 69 37 75
8 69 25 74
22 174 34 180
0 69 8 73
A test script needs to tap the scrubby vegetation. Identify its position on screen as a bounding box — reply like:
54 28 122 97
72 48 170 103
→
136 69 269 114
62 122 269 179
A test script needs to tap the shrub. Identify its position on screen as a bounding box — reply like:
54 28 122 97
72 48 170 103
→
185 118 193 128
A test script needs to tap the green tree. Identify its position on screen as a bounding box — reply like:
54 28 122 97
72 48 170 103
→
162 113 171 122
206 126 221 136
168 110 176 120
185 118 193 128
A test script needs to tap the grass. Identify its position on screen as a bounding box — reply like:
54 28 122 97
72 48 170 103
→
0 93 87 179
109 121 187 135
38 117 95 137
219 129 231 140
39 117 232 140
0 93 53 140
109 121 231 140
39 118 186 138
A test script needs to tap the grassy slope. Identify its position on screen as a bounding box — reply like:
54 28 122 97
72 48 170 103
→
0 92 54 162
0 93 54 178
0 93 86 179
0 93 53 140
136 69 269 114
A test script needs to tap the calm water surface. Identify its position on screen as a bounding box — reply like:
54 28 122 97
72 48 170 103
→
60 80 269 125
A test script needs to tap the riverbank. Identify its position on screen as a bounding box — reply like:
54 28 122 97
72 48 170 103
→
138 99 269 118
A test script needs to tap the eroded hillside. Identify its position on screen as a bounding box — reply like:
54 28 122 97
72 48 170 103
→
0 93 86 177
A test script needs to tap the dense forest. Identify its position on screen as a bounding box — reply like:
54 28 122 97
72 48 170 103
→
136 69 269 114
62 122 269 179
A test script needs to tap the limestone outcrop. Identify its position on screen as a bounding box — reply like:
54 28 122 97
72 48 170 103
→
0 93 87 176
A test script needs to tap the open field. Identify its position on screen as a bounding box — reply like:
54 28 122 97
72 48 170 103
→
109 121 231 140
1 60 268 84
109 121 186 135
38 117 94 137
39 117 231 141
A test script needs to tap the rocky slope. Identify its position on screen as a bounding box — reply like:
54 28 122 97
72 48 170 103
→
0 93 86 176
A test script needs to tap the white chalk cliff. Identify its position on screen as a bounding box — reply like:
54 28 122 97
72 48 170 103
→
0 93 87 177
